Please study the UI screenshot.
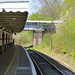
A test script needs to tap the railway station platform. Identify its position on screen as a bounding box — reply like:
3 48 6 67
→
0 45 36 75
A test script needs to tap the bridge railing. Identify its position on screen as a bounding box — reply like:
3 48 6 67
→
24 24 44 31
24 24 56 32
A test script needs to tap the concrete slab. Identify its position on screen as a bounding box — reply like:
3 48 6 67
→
15 45 33 75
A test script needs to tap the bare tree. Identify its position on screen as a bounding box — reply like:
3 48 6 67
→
32 0 63 51
34 0 63 20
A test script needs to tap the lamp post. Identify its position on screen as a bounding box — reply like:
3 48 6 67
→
51 21 53 51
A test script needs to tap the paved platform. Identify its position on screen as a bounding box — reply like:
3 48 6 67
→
0 46 15 75
0 45 36 75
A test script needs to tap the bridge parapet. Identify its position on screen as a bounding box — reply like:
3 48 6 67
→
24 20 63 32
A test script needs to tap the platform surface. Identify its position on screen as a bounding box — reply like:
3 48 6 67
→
0 45 34 75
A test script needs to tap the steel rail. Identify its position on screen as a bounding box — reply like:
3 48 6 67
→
29 54 44 75
28 50 65 75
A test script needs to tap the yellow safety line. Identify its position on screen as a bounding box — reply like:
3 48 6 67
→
4 48 17 75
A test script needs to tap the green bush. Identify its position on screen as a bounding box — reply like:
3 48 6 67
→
42 33 50 47
61 49 67 54
71 50 75 58
13 31 33 45
28 13 53 21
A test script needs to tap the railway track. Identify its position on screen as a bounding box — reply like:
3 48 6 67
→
27 50 65 75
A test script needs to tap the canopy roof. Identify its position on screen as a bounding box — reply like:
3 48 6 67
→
0 11 28 33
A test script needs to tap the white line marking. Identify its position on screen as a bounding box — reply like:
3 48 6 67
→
24 48 37 75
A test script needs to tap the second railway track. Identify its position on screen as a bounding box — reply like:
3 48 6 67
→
27 50 65 75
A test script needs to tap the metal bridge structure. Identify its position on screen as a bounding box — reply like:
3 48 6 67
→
24 20 63 47
24 20 63 31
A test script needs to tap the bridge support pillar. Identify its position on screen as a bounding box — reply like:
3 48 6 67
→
33 31 42 47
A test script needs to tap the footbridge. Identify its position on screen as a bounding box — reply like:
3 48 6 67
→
24 20 63 47
24 20 63 31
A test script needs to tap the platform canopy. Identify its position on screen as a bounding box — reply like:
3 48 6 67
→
0 11 28 33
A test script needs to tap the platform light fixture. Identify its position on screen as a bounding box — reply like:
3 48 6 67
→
13 17 16 20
